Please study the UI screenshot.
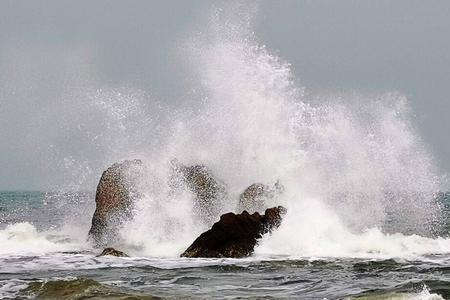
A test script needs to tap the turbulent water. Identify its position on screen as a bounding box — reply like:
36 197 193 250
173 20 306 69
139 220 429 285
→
1 192 450 299
2 2 450 300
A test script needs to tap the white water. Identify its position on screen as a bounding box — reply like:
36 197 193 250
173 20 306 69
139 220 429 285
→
344 286 445 300
116 3 448 259
1 2 449 261
0 223 83 255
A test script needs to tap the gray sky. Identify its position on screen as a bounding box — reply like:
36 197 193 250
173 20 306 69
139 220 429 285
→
0 0 449 190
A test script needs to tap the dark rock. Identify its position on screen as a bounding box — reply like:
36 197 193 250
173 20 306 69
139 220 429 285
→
180 206 286 258
238 181 284 213
97 247 129 257
88 159 145 247
170 160 228 226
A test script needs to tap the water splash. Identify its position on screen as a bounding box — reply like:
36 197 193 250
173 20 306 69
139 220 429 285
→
120 2 446 258
2 2 445 259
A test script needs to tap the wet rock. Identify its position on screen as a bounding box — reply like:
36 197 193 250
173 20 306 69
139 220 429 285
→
238 181 284 213
98 247 129 257
170 160 228 226
88 159 145 247
181 206 286 258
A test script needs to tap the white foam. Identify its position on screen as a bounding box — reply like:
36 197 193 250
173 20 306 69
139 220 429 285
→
344 286 445 300
411 287 445 300
0 222 85 255
255 198 450 259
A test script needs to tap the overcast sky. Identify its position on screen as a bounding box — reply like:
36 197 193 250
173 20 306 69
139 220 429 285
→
0 1 449 190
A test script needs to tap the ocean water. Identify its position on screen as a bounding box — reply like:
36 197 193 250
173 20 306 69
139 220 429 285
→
1 192 450 299
2 2 450 299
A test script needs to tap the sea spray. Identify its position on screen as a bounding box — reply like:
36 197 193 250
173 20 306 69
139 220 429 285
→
3 2 445 259
119 2 446 258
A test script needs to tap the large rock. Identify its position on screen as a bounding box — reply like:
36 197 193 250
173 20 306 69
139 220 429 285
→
180 206 286 258
170 160 228 226
88 159 145 247
238 181 284 214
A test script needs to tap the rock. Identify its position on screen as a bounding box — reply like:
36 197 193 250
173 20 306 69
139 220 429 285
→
180 206 286 258
238 181 284 213
88 159 145 247
97 247 129 257
170 160 228 226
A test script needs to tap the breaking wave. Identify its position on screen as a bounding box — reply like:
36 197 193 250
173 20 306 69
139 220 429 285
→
115 3 448 259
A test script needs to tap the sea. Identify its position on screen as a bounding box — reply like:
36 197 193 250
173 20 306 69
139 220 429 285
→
1 191 450 300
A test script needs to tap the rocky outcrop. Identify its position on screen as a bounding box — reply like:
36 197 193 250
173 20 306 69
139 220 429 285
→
88 159 145 247
238 181 284 214
170 160 228 226
181 206 286 258
98 247 128 257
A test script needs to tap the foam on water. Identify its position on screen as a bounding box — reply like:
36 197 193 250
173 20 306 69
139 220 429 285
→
413 288 445 300
346 286 445 300
256 202 450 259
0 222 84 255
410 288 445 300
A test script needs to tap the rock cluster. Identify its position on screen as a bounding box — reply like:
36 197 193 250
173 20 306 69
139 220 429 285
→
88 160 286 258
